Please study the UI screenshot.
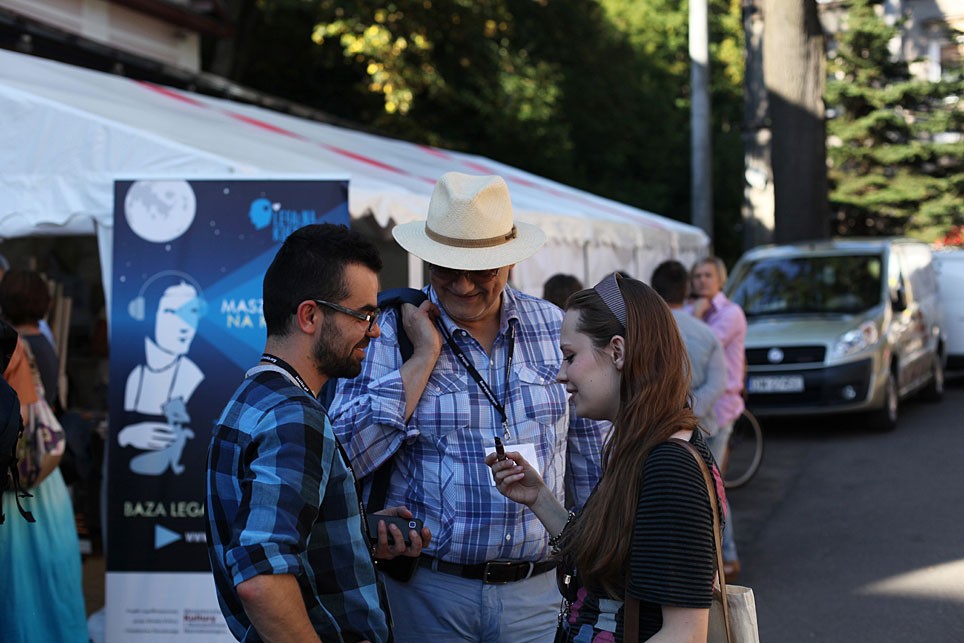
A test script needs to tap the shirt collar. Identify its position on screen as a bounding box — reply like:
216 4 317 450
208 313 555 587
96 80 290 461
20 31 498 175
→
710 291 729 308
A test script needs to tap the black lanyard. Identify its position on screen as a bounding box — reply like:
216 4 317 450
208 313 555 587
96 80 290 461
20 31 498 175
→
436 321 515 440
259 353 375 555
260 353 314 397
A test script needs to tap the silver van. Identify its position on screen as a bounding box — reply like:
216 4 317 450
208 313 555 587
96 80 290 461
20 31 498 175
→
726 238 945 430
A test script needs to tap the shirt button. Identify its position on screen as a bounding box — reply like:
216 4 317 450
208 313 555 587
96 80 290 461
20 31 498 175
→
505 534 512 542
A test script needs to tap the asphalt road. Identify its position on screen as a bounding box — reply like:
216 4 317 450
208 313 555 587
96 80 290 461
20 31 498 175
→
727 379 964 642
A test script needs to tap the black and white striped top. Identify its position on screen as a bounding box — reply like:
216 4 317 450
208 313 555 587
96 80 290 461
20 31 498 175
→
565 430 720 642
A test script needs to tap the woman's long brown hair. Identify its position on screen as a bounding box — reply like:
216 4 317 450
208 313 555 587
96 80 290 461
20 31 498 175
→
560 277 697 597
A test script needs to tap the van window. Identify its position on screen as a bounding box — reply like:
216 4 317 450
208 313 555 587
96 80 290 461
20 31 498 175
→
896 244 937 303
729 255 883 317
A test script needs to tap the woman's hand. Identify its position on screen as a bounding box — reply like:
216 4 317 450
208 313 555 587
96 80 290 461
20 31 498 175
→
485 451 546 508
370 505 432 560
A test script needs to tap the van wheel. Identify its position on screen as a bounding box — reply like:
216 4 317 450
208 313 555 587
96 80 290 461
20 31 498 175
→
869 371 898 431
921 353 945 403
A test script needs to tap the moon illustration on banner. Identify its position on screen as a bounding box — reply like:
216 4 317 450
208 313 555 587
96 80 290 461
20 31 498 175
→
124 180 197 243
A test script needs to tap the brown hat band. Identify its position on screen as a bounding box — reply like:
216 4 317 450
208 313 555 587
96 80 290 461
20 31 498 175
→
424 224 518 249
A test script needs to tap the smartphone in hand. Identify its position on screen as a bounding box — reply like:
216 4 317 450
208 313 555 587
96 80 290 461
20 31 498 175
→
367 514 424 547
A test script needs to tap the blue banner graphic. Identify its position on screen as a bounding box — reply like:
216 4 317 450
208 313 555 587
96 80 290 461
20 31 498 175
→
107 179 348 573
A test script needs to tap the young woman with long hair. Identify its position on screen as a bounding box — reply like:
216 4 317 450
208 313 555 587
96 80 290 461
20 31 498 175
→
488 272 724 642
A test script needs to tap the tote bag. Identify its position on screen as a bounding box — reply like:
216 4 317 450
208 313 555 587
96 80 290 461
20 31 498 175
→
708 584 760 643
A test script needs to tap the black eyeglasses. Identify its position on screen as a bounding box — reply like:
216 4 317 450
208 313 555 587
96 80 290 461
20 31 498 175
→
428 265 501 282
313 299 380 333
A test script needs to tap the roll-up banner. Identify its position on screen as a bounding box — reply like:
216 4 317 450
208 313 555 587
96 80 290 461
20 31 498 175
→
106 179 349 641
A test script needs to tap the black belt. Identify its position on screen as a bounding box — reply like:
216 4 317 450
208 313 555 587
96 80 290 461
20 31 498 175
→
419 555 557 584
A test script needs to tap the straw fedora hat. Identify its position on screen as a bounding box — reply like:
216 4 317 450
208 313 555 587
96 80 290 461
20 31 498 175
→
392 172 545 271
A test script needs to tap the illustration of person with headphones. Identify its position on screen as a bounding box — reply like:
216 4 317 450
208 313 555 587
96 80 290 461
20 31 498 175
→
118 272 206 476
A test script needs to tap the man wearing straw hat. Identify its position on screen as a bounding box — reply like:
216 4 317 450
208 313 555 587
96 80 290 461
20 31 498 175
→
331 172 607 642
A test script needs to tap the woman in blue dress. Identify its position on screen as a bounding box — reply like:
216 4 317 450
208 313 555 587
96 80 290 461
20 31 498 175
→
0 272 87 643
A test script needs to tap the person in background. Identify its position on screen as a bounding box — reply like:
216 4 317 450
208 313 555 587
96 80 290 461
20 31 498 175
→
542 273 583 310
331 172 608 642
0 255 58 351
488 273 722 641
0 322 88 643
206 223 429 643
650 260 726 438
688 255 746 581
0 270 60 412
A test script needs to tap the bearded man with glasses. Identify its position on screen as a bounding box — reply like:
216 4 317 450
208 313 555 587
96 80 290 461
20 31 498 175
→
330 173 608 643
206 224 431 643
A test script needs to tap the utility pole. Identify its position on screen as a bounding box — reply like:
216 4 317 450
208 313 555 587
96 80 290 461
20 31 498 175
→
690 0 713 241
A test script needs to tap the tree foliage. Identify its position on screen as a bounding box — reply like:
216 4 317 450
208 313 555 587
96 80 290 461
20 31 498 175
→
825 0 964 242
208 0 747 262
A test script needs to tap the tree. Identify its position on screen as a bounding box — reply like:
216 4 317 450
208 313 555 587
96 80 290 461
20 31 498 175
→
825 0 964 241
763 0 830 243
203 0 747 262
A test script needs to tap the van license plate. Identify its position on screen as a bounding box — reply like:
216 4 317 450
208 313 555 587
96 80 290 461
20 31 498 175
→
748 375 804 393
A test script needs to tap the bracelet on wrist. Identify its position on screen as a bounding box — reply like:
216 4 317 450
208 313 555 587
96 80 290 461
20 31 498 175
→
548 510 576 551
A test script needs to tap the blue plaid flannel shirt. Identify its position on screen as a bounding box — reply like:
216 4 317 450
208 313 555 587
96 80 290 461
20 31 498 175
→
206 366 388 643
331 286 608 565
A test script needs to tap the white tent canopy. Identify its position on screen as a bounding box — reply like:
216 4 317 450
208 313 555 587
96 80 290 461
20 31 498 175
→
0 48 709 303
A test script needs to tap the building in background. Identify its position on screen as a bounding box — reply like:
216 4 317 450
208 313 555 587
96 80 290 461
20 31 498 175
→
0 0 231 76
819 0 963 81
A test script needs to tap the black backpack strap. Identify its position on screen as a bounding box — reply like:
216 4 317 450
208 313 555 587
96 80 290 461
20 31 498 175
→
321 288 429 509
364 288 428 510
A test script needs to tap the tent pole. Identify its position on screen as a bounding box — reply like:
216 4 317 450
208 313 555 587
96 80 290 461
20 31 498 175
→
408 254 424 289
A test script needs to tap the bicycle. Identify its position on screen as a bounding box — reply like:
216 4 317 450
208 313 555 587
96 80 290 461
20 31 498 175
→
722 408 764 489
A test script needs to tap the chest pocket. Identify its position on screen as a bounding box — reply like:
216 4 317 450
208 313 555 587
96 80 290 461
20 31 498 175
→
513 362 568 440
412 369 471 440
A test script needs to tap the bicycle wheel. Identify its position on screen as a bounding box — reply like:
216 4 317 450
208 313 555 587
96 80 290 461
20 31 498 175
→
723 410 764 489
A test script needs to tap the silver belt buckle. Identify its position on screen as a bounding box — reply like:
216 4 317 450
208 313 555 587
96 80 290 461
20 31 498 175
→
483 560 534 584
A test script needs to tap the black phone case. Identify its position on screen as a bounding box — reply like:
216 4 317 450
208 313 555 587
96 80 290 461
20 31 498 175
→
367 514 423 546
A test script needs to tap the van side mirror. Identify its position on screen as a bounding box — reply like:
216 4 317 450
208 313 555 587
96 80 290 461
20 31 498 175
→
891 288 907 312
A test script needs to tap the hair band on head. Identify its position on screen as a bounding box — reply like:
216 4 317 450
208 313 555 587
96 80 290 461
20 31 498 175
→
593 272 627 329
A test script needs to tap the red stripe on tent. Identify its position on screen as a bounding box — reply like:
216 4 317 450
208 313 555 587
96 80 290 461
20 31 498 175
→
463 161 495 174
417 145 451 159
133 79 439 183
320 145 436 184
226 112 307 140
132 78 665 229
324 146 410 175
137 81 207 108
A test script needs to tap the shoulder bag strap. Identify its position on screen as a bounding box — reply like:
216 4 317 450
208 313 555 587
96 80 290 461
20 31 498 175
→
669 437 732 643
624 582 640 642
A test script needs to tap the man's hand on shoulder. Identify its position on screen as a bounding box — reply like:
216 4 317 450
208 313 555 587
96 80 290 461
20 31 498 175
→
399 301 443 420
401 300 442 362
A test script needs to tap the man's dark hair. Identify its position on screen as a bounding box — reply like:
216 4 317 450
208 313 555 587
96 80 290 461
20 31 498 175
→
262 223 383 337
650 260 689 305
542 273 583 309
0 270 51 326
